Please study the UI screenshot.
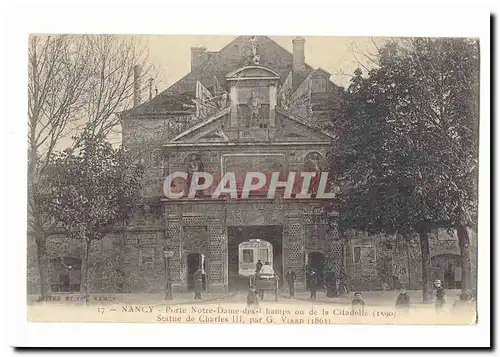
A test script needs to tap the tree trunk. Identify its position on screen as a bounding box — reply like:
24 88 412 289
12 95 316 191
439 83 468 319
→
405 237 411 289
83 239 91 305
418 229 432 303
457 226 473 296
342 230 351 290
35 230 50 297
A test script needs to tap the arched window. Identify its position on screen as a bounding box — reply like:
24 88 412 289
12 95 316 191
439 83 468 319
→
50 257 82 293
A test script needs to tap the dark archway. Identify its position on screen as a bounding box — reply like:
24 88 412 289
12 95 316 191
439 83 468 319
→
50 257 82 293
186 253 207 291
227 225 282 291
306 251 325 290
431 253 462 289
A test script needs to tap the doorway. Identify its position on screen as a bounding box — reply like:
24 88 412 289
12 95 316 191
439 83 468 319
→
431 253 462 289
50 257 82 293
306 251 325 290
186 253 207 291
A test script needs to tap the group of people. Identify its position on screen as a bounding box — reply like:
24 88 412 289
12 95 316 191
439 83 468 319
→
304 268 349 300
350 280 447 313
357 279 475 314
245 262 475 314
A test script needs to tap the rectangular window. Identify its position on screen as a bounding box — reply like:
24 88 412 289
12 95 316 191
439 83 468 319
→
259 249 268 262
125 235 137 245
353 245 376 264
353 246 362 264
242 249 254 263
141 248 155 266
313 77 327 93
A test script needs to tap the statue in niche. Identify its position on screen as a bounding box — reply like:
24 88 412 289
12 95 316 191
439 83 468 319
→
185 154 204 198
248 91 261 127
304 152 323 171
186 154 203 174
219 92 229 109
248 36 260 65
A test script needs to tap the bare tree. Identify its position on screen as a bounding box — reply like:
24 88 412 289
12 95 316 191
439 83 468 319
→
28 34 156 297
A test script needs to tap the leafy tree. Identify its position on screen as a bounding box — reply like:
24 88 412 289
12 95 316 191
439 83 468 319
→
43 130 143 303
28 35 156 296
329 38 479 302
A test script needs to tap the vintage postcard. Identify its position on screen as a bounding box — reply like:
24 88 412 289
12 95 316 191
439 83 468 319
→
24 32 483 331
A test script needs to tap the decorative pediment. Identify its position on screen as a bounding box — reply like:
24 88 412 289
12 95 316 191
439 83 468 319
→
226 66 280 81
171 108 229 143
276 108 335 142
169 106 334 144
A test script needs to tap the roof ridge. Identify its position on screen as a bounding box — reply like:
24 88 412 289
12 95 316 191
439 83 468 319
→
122 36 335 116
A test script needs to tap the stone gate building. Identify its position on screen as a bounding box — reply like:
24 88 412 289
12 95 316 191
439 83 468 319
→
27 36 476 295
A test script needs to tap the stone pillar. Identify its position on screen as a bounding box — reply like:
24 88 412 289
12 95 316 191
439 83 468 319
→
166 221 182 291
230 86 239 127
283 220 306 292
208 221 226 293
269 84 276 127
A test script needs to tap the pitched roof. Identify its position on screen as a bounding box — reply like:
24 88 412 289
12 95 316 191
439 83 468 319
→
122 36 316 116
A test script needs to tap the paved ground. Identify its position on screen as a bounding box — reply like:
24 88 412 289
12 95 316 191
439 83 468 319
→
28 288 464 308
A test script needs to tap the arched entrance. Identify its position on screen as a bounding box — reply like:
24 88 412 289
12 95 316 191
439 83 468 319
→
431 253 462 289
227 225 282 291
50 257 82 293
306 251 325 290
186 253 207 291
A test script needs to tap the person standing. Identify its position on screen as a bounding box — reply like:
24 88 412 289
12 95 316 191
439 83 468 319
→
394 287 411 315
325 270 337 298
247 285 259 307
193 268 203 300
285 267 297 298
433 279 446 313
308 270 319 300
351 292 365 310
255 260 263 274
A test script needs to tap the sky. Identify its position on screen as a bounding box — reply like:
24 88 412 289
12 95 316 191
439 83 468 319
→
134 35 384 92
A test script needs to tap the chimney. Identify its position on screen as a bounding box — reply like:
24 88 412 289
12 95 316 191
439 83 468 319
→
292 37 306 72
133 65 142 107
191 47 207 71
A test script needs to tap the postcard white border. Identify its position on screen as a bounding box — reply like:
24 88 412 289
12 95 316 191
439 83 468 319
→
2 0 492 349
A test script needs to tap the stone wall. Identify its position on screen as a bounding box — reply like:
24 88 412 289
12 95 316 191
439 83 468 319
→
27 228 167 295
344 229 477 292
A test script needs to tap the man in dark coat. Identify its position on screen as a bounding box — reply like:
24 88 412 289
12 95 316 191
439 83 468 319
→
193 268 203 300
325 271 337 298
255 260 263 274
308 270 320 300
285 267 297 298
